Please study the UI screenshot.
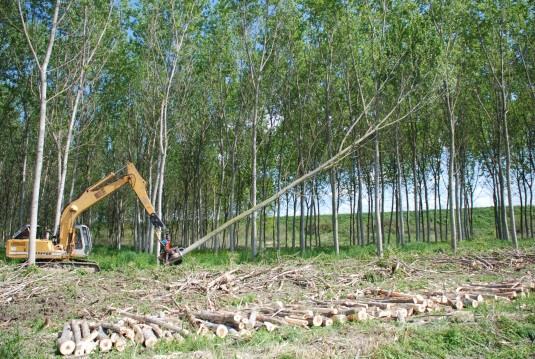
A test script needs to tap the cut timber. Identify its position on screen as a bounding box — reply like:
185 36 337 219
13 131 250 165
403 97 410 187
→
132 324 145 344
149 323 164 338
201 321 229 338
57 323 75 356
97 327 112 353
114 337 127 352
462 298 479 308
101 322 134 340
254 313 287 326
376 297 417 304
248 311 257 330
369 307 392 318
369 289 426 303
142 326 158 348
120 311 190 337
305 315 324 327
287 305 338 316
284 316 309 327
344 308 368 321
337 300 368 308
322 317 334 327
80 320 91 339
71 320 85 356
194 311 243 329
446 297 463 310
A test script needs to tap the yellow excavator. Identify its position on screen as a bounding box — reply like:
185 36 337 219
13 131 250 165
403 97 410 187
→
5 162 177 271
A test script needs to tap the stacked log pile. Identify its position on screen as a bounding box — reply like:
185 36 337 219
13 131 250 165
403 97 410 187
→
55 314 189 356
55 279 534 355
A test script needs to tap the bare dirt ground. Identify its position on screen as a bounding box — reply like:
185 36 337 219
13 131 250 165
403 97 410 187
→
1 248 534 358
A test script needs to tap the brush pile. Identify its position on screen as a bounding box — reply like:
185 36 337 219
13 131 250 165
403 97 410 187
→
56 278 534 356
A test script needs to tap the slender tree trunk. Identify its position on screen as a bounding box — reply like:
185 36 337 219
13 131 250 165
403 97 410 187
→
374 134 383 257
52 88 82 236
24 0 61 264
503 110 518 249
395 127 404 246
449 120 457 252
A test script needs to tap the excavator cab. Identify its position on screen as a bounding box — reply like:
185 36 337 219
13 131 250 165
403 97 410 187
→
73 225 92 257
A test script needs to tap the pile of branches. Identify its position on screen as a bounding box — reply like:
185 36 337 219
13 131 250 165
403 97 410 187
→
56 278 534 356
0 267 74 305
433 251 535 271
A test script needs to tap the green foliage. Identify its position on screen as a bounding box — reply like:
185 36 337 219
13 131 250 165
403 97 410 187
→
0 329 23 359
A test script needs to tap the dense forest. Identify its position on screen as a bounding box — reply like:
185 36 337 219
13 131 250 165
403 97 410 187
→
0 0 533 259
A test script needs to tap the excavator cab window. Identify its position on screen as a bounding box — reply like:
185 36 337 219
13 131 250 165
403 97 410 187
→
81 226 92 254
75 227 83 250
74 225 92 254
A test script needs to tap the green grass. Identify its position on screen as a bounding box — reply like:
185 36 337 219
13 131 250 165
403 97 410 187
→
88 245 157 271
375 296 535 359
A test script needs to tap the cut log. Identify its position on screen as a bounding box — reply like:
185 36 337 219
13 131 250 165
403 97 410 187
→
115 337 127 352
369 307 392 318
248 311 257 330
376 297 417 304
364 301 393 310
57 323 75 356
287 305 338 316
284 316 309 327
346 290 364 299
71 320 86 356
132 324 145 344
120 311 190 337
149 324 164 338
337 300 368 309
194 311 243 329
80 320 91 340
462 298 478 308
97 327 112 353
142 326 158 348
305 315 324 327
201 321 229 338
254 313 287 326
345 308 368 321
446 297 463 310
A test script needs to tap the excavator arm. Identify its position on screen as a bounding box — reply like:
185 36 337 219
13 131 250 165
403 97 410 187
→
58 162 164 255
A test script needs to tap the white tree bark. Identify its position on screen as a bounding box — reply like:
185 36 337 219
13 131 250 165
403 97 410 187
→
51 3 113 236
19 0 61 264
374 133 383 257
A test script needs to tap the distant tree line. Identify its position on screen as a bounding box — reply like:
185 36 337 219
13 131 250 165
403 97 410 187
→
0 0 533 260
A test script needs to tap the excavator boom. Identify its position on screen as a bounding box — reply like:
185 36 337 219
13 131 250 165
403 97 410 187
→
6 163 164 266
58 163 164 255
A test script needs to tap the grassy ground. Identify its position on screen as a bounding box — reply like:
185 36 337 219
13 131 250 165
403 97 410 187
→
0 206 534 358
1 236 534 358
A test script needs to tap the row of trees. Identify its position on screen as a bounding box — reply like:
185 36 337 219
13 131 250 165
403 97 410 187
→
0 0 533 262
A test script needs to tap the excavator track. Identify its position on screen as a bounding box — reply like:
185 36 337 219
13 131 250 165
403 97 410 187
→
34 259 101 272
